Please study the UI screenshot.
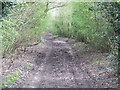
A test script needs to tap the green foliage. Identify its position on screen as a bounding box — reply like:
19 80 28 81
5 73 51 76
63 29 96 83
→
51 2 114 52
1 2 17 17
38 37 45 44
7 73 20 84
71 2 114 52
1 2 49 58
100 2 120 74
1 73 20 88
73 42 81 47
26 63 33 67
1 18 19 57
1 82 9 88
51 3 72 38
1 2 119 74
92 60 105 66
50 2 119 74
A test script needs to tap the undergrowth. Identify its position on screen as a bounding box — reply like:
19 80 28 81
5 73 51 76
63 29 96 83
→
1 2 49 58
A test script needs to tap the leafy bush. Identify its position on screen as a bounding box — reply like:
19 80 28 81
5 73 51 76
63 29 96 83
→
1 2 49 58
71 2 114 52
51 2 114 52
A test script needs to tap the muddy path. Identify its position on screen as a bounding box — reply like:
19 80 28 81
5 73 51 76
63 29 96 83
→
20 34 94 88
2 34 118 88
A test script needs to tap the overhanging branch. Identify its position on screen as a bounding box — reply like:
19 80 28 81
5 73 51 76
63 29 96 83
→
44 2 66 13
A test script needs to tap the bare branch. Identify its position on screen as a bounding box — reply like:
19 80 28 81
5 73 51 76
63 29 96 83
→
44 2 66 13
48 4 66 10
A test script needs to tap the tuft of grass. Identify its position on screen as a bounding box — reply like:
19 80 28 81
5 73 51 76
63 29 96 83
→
1 73 21 88
73 42 81 47
18 69 23 73
2 82 9 88
92 60 105 66
7 73 20 84
37 37 45 44
26 63 33 67
53 35 59 39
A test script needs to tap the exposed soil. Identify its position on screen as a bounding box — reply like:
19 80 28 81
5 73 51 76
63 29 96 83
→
2 34 118 88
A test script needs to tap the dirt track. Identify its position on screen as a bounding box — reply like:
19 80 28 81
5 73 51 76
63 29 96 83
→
2 34 118 88
21 34 94 88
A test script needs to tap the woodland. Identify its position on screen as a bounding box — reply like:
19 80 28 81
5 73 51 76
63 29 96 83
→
0 1 120 88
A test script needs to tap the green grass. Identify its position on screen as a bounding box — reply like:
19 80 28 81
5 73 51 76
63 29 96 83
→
73 42 81 47
7 73 20 84
1 3 49 58
25 63 33 67
1 73 21 88
92 60 106 66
